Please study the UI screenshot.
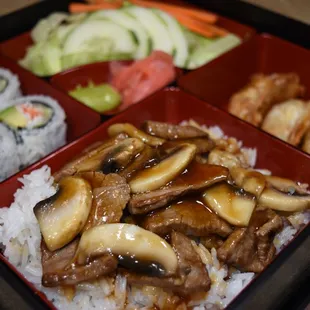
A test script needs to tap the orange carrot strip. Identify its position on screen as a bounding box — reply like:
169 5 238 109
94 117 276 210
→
129 0 218 24
69 3 121 13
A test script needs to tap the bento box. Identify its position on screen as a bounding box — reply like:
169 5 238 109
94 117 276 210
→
178 34 310 155
0 88 309 310
0 54 101 182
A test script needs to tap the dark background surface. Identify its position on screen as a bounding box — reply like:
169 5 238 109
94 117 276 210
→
1 1 310 310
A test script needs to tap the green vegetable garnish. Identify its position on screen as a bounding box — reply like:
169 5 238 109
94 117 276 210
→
69 82 122 113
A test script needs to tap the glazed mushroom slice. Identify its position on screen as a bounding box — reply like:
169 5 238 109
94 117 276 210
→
230 167 266 198
265 175 309 195
53 133 127 181
203 183 256 226
129 163 229 214
143 120 208 140
119 145 159 181
123 231 211 296
259 187 310 212
76 224 178 276
142 200 232 237
108 123 165 147
34 176 92 251
76 172 130 231
100 137 145 174
129 143 197 193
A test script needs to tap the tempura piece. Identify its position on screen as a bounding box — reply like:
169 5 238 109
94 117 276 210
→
228 73 304 126
262 99 310 146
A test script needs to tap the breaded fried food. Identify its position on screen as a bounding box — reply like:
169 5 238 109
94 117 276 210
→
228 73 305 126
262 99 310 146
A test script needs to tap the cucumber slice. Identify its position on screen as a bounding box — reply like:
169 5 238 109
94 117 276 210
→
125 6 174 55
153 9 188 68
187 34 241 70
63 19 137 56
89 10 150 59
31 12 68 43
49 23 79 46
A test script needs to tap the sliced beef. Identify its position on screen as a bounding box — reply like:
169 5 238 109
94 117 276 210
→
143 200 232 237
42 254 118 287
200 235 224 250
53 134 127 181
143 121 208 140
129 163 228 214
217 208 283 272
41 239 79 274
161 138 215 155
124 232 210 296
77 172 130 231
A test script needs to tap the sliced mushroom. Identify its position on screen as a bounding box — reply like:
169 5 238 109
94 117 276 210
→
76 224 178 276
230 167 266 197
108 123 165 147
203 183 256 226
143 120 208 140
265 175 309 195
34 176 92 251
119 145 158 181
53 133 127 181
101 138 145 174
129 143 197 193
259 188 310 212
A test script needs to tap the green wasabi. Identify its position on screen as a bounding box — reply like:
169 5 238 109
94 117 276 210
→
69 82 122 113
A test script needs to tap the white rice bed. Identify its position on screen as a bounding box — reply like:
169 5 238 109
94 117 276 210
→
1 125 309 310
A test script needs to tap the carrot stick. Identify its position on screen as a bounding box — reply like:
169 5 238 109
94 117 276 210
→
69 2 121 13
128 0 218 24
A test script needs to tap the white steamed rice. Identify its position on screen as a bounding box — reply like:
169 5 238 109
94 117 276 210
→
1 122 309 310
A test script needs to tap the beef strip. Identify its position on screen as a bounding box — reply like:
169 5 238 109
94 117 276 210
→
129 163 228 214
124 231 210 296
200 235 224 249
143 121 208 140
41 239 79 274
41 239 117 287
142 200 232 237
217 208 283 272
76 172 130 231
228 73 305 126
53 133 127 181
161 138 215 155
43 255 118 287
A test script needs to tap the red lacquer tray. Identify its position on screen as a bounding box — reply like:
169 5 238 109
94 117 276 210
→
178 33 310 110
0 88 309 309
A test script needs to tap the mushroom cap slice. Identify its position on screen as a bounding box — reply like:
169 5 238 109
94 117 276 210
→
34 176 92 251
259 188 310 212
76 223 178 276
203 183 256 226
129 143 197 193
265 175 309 195
230 167 266 198
108 123 165 147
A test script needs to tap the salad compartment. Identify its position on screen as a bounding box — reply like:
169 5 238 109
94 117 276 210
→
0 88 309 310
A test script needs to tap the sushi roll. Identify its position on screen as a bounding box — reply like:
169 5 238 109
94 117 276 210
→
0 95 67 170
0 123 20 182
0 68 22 105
